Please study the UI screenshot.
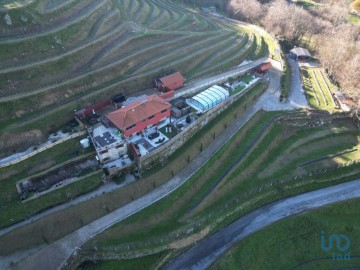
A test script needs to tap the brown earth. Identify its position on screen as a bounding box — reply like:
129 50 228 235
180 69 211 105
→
0 129 44 158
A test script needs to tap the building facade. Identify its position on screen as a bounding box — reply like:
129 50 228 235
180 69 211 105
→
106 94 171 138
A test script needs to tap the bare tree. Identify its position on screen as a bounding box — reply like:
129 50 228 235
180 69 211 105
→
261 0 316 41
227 0 265 22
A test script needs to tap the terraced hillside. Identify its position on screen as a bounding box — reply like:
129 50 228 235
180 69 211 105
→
301 67 338 111
0 0 268 146
68 110 360 269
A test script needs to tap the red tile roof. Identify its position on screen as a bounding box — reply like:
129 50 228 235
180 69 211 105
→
259 62 272 71
159 72 185 90
106 95 171 130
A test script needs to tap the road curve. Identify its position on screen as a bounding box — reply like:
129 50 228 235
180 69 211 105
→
163 179 360 270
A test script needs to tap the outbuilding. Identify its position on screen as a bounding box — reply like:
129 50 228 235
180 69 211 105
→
255 62 272 76
155 72 185 92
289 47 312 61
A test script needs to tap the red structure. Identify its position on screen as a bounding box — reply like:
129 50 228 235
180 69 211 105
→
159 90 175 99
75 99 112 118
106 95 171 138
155 72 185 91
255 62 272 76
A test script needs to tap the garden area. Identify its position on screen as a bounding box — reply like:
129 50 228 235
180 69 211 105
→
301 67 338 111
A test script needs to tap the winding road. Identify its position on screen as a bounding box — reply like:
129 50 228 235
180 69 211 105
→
163 179 360 270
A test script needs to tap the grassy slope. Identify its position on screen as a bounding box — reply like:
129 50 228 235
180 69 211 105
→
77 114 359 268
0 138 96 228
212 198 360 270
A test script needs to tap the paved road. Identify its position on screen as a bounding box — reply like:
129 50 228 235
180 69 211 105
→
287 56 309 108
163 179 360 270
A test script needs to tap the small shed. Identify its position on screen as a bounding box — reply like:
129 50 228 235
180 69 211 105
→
155 72 185 92
80 138 90 149
255 62 272 75
290 47 311 61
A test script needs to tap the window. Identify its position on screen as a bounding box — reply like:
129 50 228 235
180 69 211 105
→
102 157 110 162
161 109 167 113
126 124 136 130
148 115 155 120
99 149 108 155
115 144 123 149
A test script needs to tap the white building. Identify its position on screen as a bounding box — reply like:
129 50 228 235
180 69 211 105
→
88 123 128 164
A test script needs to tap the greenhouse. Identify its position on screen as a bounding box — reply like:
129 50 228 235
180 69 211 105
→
187 85 229 112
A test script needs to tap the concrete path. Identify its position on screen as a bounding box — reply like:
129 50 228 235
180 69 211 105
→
287 56 309 108
163 179 360 270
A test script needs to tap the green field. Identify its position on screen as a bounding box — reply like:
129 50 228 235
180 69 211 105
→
301 67 338 111
212 198 360 270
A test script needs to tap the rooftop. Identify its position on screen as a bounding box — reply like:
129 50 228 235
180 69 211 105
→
90 124 124 150
106 94 171 131
290 47 311 57
159 72 185 90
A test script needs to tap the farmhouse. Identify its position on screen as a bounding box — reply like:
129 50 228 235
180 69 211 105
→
106 94 171 138
155 72 185 91
289 47 312 61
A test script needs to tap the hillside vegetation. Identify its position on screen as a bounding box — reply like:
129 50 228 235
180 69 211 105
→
227 0 360 105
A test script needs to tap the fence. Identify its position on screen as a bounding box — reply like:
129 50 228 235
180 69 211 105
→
0 131 86 169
